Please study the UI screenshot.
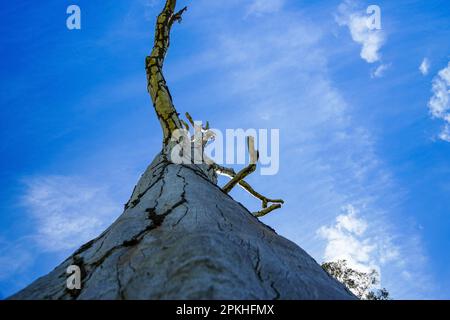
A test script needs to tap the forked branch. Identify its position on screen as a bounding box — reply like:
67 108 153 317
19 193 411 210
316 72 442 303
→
222 137 258 193
146 1 284 218
216 137 284 217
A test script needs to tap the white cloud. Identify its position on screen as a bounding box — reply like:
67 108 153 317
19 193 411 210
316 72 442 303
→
428 61 450 142
419 58 430 76
21 175 120 251
334 204 367 235
336 1 385 63
371 63 390 78
438 125 450 142
246 0 284 17
317 205 391 273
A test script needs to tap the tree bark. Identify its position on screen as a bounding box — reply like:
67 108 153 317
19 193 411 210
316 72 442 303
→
9 0 355 300
145 0 185 146
9 154 354 299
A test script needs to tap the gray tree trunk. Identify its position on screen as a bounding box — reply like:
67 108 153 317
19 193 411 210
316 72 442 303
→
9 153 355 300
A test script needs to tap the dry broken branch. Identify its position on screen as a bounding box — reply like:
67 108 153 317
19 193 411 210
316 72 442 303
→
222 137 258 193
254 204 283 218
185 112 195 128
180 119 190 131
215 164 284 205
217 137 284 217
145 1 284 219
170 6 187 25
145 0 186 146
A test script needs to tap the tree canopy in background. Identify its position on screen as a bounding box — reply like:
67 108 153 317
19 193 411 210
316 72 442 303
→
322 260 391 300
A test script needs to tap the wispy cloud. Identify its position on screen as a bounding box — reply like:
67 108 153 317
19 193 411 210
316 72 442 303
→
246 0 285 17
428 61 450 141
419 58 430 76
1 0 437 299
0 175 122 295
335 1 385 64
21 175 120 251
175 1 433 298
0 239 34 281
371 63 390 78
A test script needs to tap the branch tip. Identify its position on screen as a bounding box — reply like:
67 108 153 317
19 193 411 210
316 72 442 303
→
172 6 188 24
254 204 282 218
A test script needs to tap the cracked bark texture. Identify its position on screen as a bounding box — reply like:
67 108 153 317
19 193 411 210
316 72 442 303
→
9 0 355 300
9 153 355 300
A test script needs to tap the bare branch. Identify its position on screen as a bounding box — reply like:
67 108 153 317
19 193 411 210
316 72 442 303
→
185 112 195 127
145 1 284 219
254 204 282 218
215 163 284 213
216 136 284 217
247 136 259 164
170 6 188 25
222 137 258 193
222 163 256 194
239 180 284 208
145 0 186 146
180 119 190 131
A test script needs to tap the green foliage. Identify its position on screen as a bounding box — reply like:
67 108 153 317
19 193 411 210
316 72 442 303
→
321 260 391 300
365 287 390 300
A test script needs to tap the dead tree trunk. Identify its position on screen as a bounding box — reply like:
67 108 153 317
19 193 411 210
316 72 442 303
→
9 0 355 300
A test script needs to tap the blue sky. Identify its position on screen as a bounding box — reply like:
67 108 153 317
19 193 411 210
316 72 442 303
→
1 0 449 299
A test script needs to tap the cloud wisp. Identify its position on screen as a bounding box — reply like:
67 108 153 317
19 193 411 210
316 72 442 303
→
371 63 390 78
0 175 123 295
21 175 120 251
420 58 430 76
428 61 450 142
0 239 34 281
246 0 285 17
